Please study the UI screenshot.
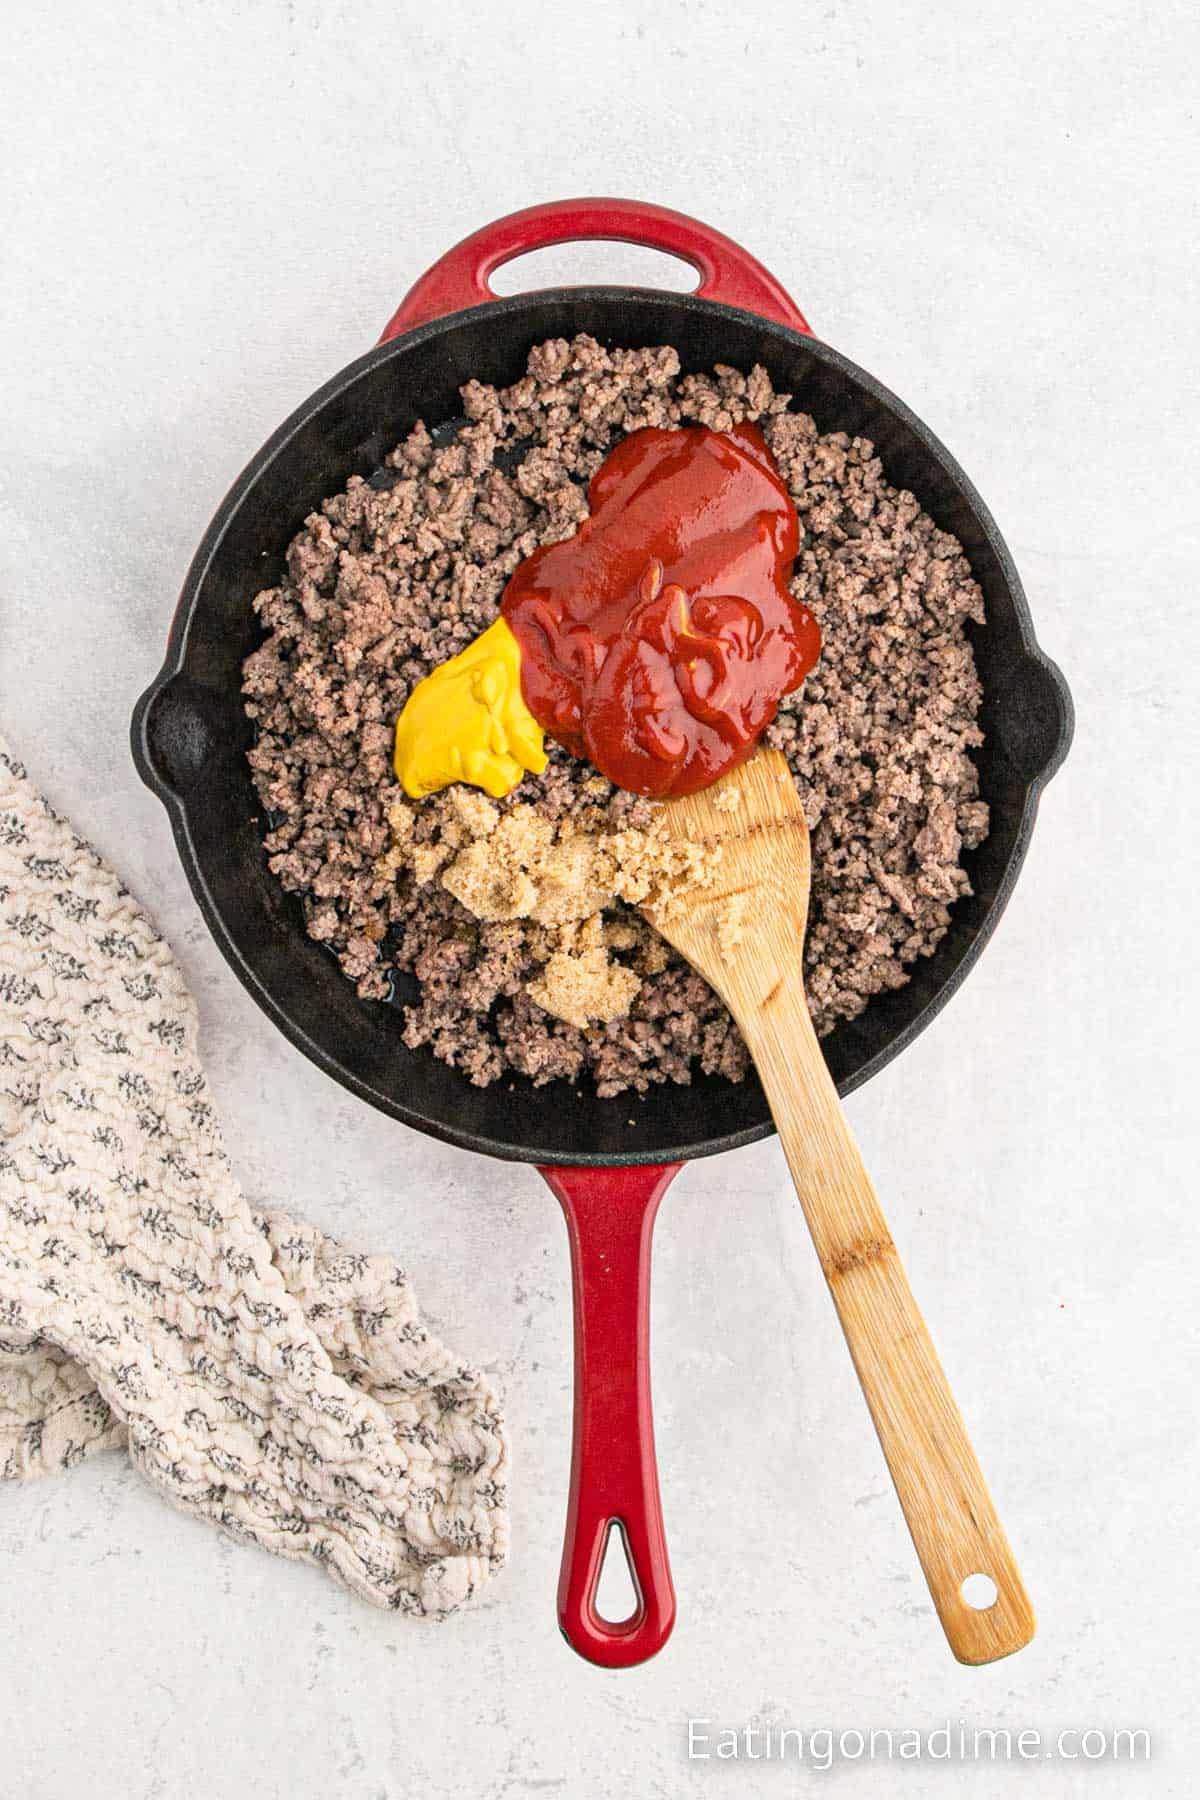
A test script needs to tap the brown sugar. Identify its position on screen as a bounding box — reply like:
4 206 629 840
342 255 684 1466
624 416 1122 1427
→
714 890 750 953
384 791 722 1027
526 916 643 1029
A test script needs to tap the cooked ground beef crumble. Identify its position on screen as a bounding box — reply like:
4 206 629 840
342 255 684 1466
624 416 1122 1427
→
242 336 988 1096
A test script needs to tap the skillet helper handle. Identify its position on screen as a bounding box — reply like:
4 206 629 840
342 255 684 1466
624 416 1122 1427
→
744 978 1035 1666
538 1162 680 1668
379 197 812 339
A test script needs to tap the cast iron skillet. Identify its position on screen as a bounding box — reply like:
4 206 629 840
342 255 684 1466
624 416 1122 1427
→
132 200 1072 1667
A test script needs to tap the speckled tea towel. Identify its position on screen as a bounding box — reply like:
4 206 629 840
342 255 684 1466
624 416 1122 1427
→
0 735 507 1614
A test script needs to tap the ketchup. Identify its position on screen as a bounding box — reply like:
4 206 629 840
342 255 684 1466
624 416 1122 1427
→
502 422 820 797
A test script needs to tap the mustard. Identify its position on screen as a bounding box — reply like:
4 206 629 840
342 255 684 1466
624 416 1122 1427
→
393 616 548 800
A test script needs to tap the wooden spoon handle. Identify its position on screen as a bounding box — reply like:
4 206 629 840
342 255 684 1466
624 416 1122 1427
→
745 978 1034 1665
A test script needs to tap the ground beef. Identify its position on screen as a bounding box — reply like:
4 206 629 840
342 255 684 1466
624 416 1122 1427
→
242 337 987 1096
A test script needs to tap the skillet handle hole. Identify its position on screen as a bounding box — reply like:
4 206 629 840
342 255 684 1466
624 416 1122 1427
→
594 1520 641 1627
489 242 699 298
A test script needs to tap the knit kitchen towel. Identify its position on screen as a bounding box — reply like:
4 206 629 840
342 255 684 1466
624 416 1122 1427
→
0 734 507 1614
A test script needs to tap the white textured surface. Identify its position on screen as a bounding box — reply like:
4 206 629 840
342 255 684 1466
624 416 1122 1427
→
1 2 1196 1795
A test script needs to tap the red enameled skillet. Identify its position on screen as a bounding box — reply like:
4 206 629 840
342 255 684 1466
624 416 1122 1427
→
132 199 1072 1666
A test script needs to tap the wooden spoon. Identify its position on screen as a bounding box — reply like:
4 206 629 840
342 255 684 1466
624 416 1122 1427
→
647 748 1034 1665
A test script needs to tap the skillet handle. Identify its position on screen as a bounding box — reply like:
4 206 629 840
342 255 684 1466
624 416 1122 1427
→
538 1161 681 1668
379 198 812 338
